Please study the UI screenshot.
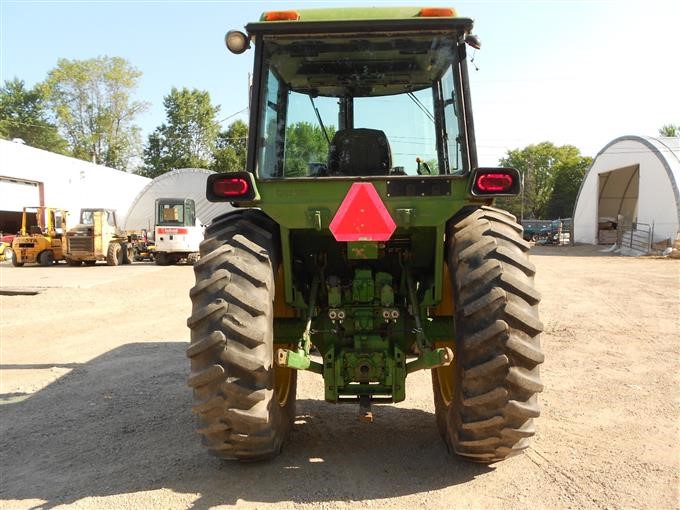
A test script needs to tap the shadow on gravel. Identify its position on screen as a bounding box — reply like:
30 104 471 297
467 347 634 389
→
0 342 491 508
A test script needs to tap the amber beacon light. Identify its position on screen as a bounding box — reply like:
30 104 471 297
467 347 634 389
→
419 7 456 17
263 10 301 21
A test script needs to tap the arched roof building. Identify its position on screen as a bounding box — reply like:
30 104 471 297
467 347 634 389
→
124 168 231 231
573 135 680 245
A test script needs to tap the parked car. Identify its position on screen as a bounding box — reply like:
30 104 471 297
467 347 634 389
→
539 218 572 244
521 220 551 241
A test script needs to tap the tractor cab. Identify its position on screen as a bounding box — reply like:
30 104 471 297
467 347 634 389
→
156 198 196 228
79 208 117 228
242 8 475 180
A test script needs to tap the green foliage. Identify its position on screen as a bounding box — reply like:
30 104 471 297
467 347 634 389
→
545 157 591 219
495 142 591 220
212 120 248 172
658 124 679 137
422 159 438 175
284 122 335 176
139 87 220 178
0 78 67 153
44 56 147 170
138 131 168 179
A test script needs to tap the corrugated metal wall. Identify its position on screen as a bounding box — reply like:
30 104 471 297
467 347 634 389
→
0 140 150 229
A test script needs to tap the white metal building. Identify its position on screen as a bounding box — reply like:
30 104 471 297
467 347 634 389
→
124 168 231 232
573 135 680 245
0 139 150 233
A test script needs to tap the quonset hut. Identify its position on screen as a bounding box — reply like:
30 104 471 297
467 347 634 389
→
573 135 680 246
123 168 231 232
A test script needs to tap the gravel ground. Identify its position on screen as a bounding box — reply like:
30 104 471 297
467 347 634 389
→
0 245 678 509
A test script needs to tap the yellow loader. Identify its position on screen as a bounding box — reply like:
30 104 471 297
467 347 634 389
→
64 208 134 266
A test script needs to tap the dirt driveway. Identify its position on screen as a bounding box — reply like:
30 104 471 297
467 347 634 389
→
1 246 678 509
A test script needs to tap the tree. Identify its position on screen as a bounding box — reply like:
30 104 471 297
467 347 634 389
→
496 142 591 220
212 119 248 172
44 56 147 170
139 87 220 177
658 124 679 137
0 78 67 153
545 156 591 219
138 131 168 179
284 122 335 176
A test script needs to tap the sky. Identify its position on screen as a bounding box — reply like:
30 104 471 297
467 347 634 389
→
1 0 679 166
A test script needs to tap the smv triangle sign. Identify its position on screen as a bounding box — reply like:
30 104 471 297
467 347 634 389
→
329 183 396 242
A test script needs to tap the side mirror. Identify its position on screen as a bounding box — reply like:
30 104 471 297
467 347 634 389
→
464 34 481 50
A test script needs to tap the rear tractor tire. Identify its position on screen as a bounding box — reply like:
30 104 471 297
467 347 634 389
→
186 210 296 461
433 206 544 463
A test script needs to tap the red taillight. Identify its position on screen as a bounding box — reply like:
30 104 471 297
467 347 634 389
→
476 173 514 193
263 10 300 21
470 168 520 196
213 177 249 197
419 7 456 17
207 172 258 202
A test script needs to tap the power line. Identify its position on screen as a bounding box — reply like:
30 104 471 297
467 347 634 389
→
3 117 676 157
218 107 248 124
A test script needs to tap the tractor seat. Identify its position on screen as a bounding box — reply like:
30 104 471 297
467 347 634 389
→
328 128 392 176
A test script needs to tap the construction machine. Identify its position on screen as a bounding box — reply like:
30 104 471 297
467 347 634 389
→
64 208 133 266
187 6 544 464
154 198 203 265
132 229 155 262
11 207 67 266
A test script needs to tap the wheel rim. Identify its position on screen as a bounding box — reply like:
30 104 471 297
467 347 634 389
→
435 341 456 407
274 345 294 407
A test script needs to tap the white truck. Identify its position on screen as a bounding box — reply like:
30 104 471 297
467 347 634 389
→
153 198 204 265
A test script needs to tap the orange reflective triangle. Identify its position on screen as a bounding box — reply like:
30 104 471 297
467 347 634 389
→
329 183 396 242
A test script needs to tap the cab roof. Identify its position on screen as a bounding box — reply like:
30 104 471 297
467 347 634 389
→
247 7 473 35
260 7 458 22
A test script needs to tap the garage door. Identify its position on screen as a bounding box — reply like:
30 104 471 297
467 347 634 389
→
0 177 41 211
0 177 42 234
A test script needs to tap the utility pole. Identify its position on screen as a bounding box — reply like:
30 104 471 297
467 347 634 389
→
520 168 525 222
522 155 535 221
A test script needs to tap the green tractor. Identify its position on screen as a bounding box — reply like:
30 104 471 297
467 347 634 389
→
187 6 544 463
